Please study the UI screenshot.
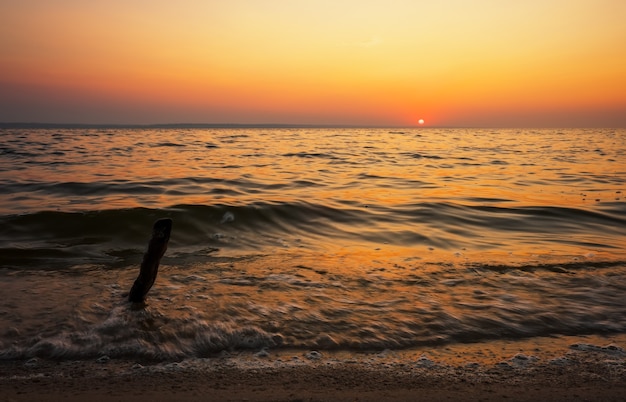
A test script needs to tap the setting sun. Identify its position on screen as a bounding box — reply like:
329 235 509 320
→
418 119 425 125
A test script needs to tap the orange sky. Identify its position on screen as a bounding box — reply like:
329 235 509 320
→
1 0 625 127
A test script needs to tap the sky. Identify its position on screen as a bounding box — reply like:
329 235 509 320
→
1 0 626 127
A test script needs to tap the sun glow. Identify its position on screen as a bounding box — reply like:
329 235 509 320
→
1 1 625 126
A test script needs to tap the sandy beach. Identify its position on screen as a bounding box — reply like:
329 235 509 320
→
3 335 625 401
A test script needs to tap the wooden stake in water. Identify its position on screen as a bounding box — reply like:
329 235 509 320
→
128 218 172 303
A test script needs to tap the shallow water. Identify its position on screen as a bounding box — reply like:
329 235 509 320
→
1 128 625 361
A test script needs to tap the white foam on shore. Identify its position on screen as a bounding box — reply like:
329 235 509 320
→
4 336 626 387
88 340 622 392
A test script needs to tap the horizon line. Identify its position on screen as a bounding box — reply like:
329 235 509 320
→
0 122 623 130
1 122 416 129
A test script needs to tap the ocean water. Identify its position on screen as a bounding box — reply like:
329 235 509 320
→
0 127 625 361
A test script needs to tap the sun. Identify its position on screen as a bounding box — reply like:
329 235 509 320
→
418 119 425 125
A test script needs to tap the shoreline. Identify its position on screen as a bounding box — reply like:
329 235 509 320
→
2 334 625 401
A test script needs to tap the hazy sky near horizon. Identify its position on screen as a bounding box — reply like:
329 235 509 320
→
1 0 625 127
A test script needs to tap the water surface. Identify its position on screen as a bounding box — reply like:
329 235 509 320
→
1 128 624 360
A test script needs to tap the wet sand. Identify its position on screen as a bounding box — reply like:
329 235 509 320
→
2 335 625 401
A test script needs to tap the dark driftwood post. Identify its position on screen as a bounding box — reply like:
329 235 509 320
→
129 218 172 303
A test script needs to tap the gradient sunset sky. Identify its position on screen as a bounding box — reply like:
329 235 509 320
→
2 0 625 127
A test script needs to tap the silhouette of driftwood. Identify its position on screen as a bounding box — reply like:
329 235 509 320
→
128 218 172 303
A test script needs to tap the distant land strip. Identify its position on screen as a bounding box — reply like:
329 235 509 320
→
0 122 419 129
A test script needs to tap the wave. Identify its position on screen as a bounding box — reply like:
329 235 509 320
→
0 305 282 361
2 258 625 362
1 200 625 269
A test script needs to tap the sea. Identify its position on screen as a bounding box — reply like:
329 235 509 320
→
1 127 625 362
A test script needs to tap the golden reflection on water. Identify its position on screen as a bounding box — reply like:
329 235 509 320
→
1 129 625 360
2 128 624 262
21 128 622 210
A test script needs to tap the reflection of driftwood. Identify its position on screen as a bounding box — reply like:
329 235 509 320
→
129 218 172 303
